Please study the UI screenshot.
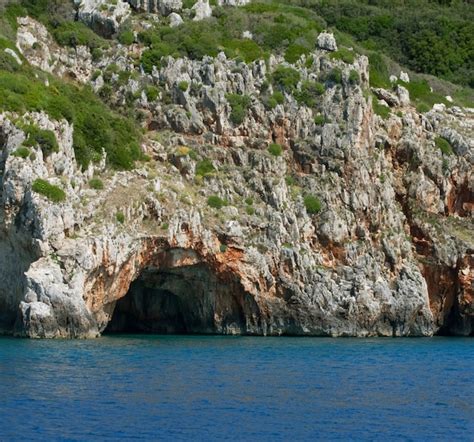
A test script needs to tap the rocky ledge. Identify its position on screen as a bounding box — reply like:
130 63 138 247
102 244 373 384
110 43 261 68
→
0 17 472 338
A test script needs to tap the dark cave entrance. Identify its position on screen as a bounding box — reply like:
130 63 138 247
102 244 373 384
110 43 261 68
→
104 264 259 335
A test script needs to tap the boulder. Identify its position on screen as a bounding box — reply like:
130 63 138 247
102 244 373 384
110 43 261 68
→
317 32 338 51
192 0 212 21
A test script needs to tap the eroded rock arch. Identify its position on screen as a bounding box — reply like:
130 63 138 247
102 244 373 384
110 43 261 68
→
85 241 264 336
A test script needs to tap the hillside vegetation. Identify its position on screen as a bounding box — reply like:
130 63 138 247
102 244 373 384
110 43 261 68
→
0 0 472 169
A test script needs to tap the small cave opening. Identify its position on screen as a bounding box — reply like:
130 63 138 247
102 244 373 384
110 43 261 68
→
104 263 260 335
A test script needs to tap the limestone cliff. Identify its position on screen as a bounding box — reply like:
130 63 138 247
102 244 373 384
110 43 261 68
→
0 13 472 338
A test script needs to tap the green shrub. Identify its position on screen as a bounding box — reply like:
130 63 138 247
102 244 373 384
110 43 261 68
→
223 38 265 63
373 99 391 120
264 96 278 110
272 66 301 93
245 197 254 206
314 0 474 87
32 178 66 203
368 52 390 88
145 85 160 102
11 146 30 159
330 48 355 64
195 159 215 177
178 80 189 92
268 143 283 157
226 93 251 125
207 195 227 209
284 44 309 64
314 114 326 125
273 91 284 104
89 177 104 190
327 68 343 84
0 50 20 72
118 30 134 46
286 175 297 187
295 81 325 107
265 91 285 109
416 103 431 113
116 211 125 223
304 195 322 215
349 69 360 84
23 125 59 156
52 21 107 50
401 79 447 112
245 206 255 215
435 137 453 155
0 69 141 170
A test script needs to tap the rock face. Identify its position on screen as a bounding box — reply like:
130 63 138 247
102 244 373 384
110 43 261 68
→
192 0 212 21
317 32 338 52
0 19 472 339
128 0 182 14
75 0 132 37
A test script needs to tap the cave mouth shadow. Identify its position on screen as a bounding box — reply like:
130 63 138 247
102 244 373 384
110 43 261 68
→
103 264 259 335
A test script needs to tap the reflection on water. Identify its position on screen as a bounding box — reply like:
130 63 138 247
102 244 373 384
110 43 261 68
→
0 336 473 440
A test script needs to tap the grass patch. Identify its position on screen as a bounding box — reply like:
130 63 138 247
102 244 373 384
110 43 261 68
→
295 80 325 108
372 98 391 120
89 177 104 190
0 68 141 170
268 143 283 157
195 159 215 177
207 195 227 209
23 125 58 157
226 93 251 125
435 137 453 156
330 48 355 64
272 66 301 94
32 178 66 203
11 146 30 159
304 194 322 215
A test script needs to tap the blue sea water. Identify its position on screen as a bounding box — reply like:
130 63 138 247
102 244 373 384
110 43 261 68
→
0 336 472 441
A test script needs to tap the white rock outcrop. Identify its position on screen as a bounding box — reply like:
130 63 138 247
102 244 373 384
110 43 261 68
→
317 32 338 51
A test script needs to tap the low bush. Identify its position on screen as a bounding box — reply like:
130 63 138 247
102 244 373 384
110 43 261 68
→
89 177 104 190
304 194 322 215
435 137 453 155
268 143 283 157
207 195 227 209
245 206 255 215
23 125 59 156
0 69 142 170
116 211 125 223
330 48 355 64
272 66 301 94
284 44 309 64
372 99 391 120
118 30 134 46
145 85 160 102
327 68 343 85
368 52 390 88
400 79 447 111
226 94 251 125
178 81 189 92
314 114 326 125
32 178 66 203
349 70 360 85
11 146 30 159
51 21 107 50
195 159 215 177
0 50 20 73
295 81 325 107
